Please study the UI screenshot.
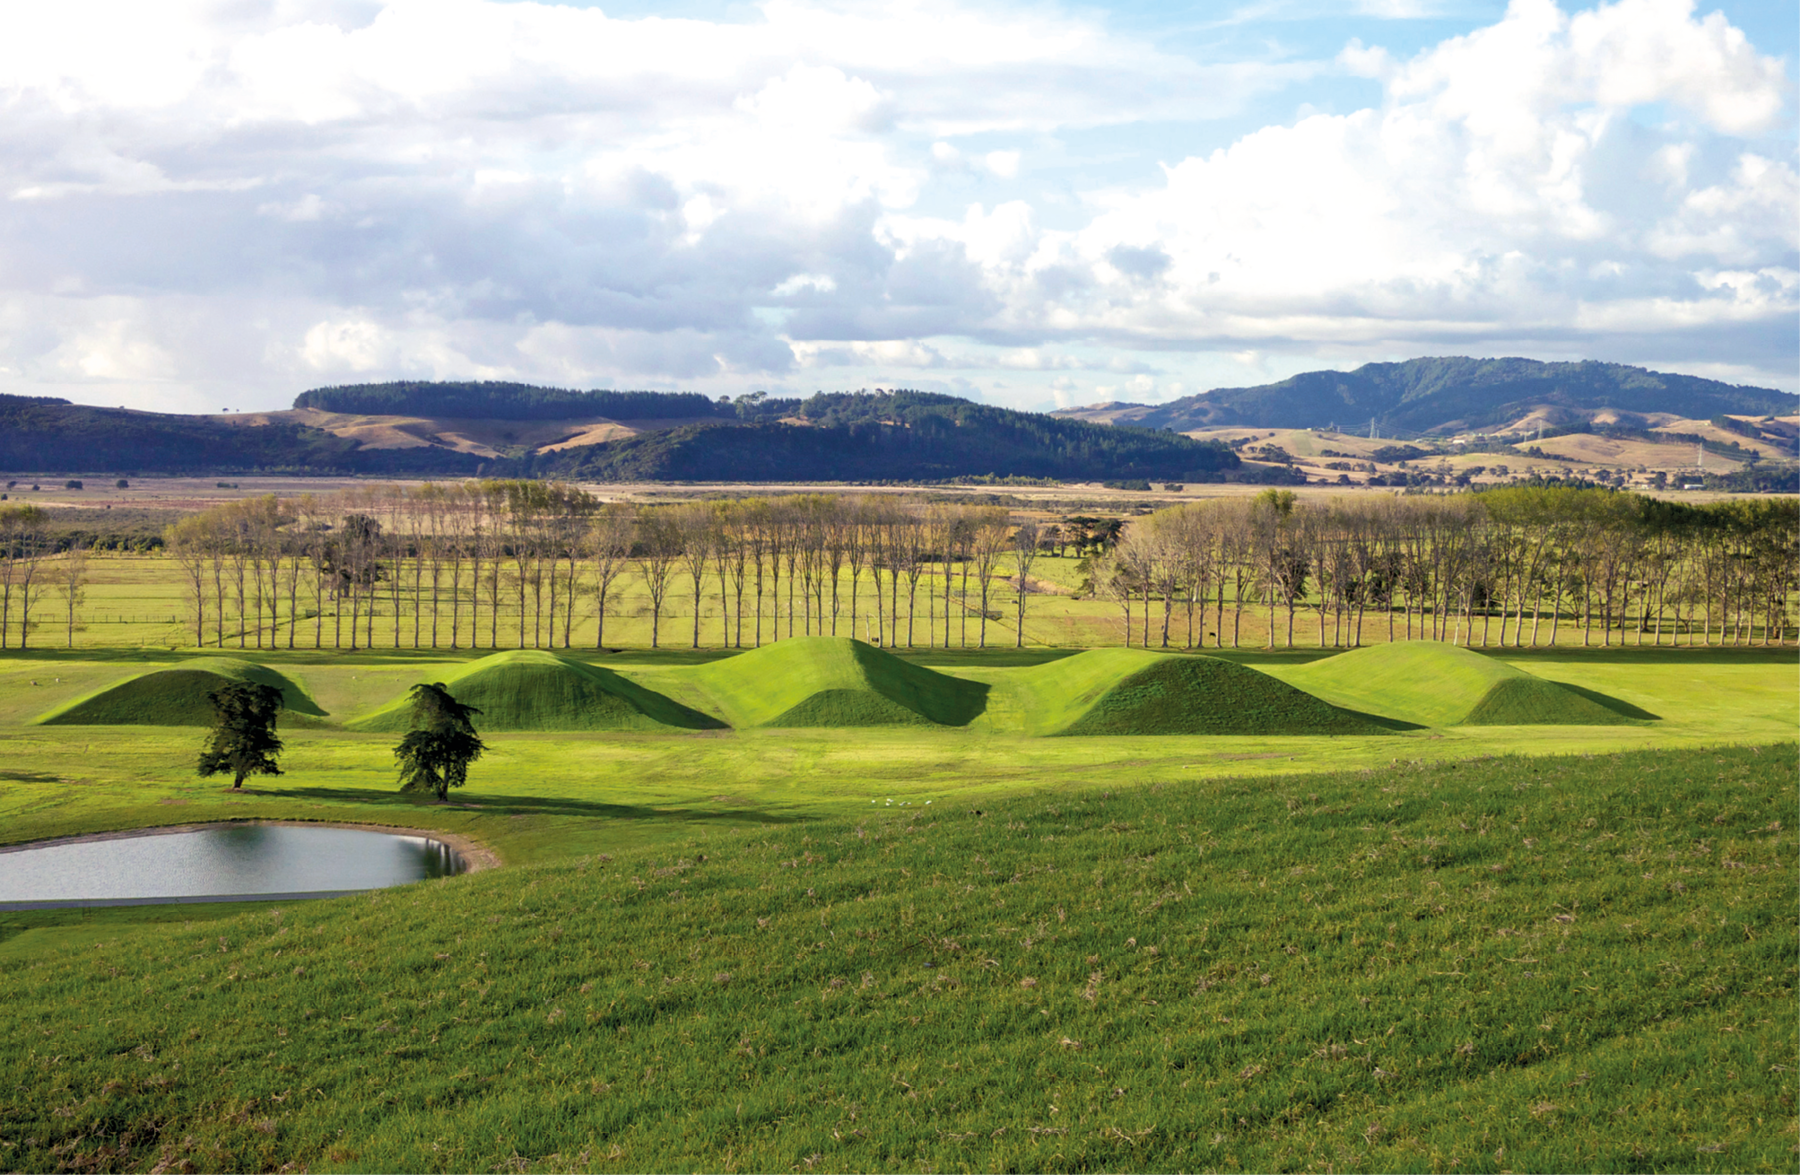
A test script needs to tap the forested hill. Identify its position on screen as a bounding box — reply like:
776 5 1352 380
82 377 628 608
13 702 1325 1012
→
0 395 483 477
293 382 728 421
530 390 1238 481
1056 357 1796 433
0 388 1237 481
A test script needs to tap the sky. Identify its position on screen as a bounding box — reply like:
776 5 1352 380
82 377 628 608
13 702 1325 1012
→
0 0 1794 416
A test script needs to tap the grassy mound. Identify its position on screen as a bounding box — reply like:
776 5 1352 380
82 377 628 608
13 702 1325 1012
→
1056 654 1378 736
987 648 1176 735
347 650 723 733
35 659 323 726
679 636 987 728
766 688 936 728
1276 642 1633 727
1461 675 1632 726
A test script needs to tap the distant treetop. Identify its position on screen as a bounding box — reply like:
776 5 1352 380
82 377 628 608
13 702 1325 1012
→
293 381 728 421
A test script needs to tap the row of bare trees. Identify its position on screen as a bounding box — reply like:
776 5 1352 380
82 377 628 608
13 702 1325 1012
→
1103 487 1797 649
159 485 1052 652
0 504 49 648
9 482 1783 653
0 504 91 649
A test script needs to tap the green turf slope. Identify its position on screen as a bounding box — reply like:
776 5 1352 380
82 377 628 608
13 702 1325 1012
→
0 745 1791 1173
346 650 724 733
34 659 324 726
1054 653 1380 736
1274 642 1635 727
984 648 1170 736
678 636 987 727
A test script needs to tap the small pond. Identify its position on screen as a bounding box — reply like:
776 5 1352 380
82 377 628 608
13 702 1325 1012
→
0 824 468 909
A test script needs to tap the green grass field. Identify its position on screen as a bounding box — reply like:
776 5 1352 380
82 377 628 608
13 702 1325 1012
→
0 638 1793 1171
0 744 1791 1172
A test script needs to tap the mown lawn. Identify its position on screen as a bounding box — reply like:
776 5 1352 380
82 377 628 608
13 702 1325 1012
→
0 744 1793 1172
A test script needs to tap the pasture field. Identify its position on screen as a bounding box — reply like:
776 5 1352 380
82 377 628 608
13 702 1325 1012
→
0 740 1792 1172
0 641 1792 1172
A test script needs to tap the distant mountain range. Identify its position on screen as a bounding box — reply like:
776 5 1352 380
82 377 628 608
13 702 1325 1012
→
0 394 483 479
0 387 1238 482
1052 357 1796 435
6 358 1791 481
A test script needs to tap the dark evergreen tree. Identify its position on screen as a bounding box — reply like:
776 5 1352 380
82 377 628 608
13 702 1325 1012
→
394 683 486 802
196 682 285 790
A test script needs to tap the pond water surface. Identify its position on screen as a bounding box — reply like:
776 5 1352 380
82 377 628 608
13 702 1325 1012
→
0 824 467 909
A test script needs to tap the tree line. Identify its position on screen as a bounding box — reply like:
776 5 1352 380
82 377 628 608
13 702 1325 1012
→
1102 487 1796 650
149 485 1050 654
2 484 1793 651
0 504 90 649
293 382 727 422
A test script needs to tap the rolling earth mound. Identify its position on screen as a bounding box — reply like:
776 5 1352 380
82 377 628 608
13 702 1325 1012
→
1275 643 1634 727
347 650 723 732
35 659 324 726
1056 654 1379 737
680 637 987 728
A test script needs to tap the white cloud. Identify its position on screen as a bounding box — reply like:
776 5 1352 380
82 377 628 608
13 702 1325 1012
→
792 339 950 369
772 273 838 296
984 150 1021 178
0 0 1790 411
892 0 1795 370
58 321 178 382
257 193 327 222
1646 154 1799 262
301 318 396 373
1356 0 1438 17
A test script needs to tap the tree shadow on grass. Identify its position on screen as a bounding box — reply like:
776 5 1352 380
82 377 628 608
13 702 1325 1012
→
0 649 486 667
897 648 1086 668
1492 646 1793 665
277 787 807 827
1549 682 1661 721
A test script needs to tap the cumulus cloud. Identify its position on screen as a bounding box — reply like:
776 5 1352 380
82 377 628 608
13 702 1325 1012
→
0 0 1791 412
927 0 1795 383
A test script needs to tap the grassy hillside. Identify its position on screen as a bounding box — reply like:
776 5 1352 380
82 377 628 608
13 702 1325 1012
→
1272 643 1636 728
1068 357 1795 434
34 657 324 726
673 637 988 728
532 392 1240 483
975 648 1164 736
0 384 1240 480
346 650 723 733
0 743 1789 1172
1057 654 1381 737
972 648 1376 737
0 395 483 478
